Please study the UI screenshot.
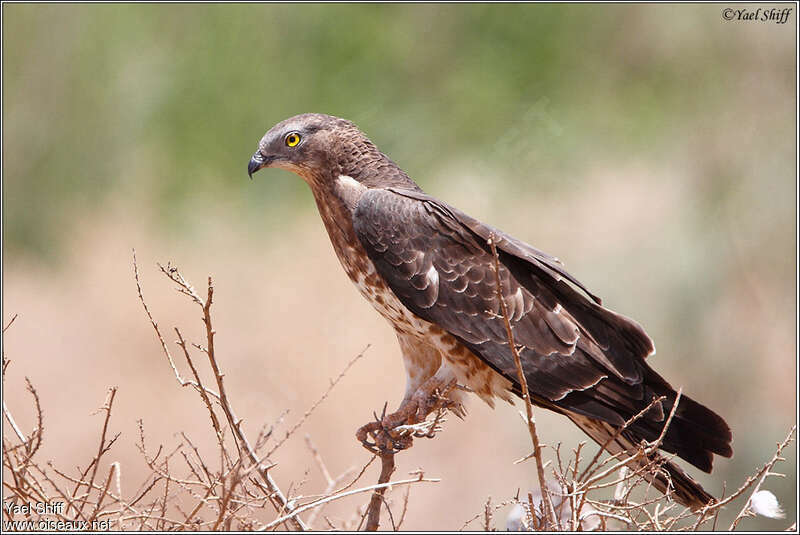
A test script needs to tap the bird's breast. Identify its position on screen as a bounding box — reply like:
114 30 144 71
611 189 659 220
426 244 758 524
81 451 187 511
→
340 243 434 338
310 183 432 337
310 183 513 406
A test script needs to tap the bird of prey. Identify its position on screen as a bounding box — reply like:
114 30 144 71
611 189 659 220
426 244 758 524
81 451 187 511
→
248 113 732 509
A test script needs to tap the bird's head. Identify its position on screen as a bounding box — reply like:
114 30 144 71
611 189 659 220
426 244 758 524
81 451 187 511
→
248 113 368 184
248 113 416 190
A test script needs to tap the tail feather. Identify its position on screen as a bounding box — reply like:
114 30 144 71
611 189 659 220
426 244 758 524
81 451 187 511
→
641 369 734 468
567 413 715 510
621 392 732 474
561 371 733 474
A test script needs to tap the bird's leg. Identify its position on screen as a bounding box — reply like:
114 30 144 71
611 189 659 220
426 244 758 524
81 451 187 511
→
412 375 461 422
385 374 458 429
356 374 459 454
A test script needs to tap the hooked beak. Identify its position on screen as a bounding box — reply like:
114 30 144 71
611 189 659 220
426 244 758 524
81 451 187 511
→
248 151 271 179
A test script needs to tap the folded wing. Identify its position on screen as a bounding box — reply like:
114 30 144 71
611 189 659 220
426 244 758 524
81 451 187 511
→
353 187 732 476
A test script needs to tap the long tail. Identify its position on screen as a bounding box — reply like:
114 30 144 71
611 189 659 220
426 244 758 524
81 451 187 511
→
567 413 715 510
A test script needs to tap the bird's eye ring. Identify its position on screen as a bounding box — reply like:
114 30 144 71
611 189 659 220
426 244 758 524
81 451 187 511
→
285 132 301 147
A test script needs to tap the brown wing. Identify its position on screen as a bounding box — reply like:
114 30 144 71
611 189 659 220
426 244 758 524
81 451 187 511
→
353 187 732 474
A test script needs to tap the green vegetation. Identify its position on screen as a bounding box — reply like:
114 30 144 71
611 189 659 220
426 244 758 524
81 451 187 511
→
5 4 792 261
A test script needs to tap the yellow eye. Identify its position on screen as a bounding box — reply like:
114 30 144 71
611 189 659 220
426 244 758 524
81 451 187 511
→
285 132 301 147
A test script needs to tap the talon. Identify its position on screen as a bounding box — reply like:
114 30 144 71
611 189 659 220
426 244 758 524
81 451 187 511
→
356 421 385 454
357 397 444 454
389 433 413 452
360 441 379 454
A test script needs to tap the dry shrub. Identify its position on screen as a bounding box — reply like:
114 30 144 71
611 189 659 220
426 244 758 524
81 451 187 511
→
2 255 436 531
2 252 795 531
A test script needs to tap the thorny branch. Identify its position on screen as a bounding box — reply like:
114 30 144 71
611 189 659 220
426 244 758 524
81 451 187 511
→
133 253 425 530
488 234 559 530
76 387 119 517
727 426 795 529
132 249 220 401
260 472 439 531
462 400 795 531
5 252 794 531
136 252 307 530
468 241 795 532
267 347 369 459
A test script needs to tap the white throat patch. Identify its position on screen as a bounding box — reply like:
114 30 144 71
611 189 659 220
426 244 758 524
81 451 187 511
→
337 174 361 188
335 175 366 211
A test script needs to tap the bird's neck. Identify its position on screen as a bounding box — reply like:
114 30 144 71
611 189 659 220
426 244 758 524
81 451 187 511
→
335 138 421 191
307 175 372 284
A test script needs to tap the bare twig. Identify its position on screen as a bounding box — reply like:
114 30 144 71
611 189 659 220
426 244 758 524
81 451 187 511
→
710 481 726 531
650 389 682 453
3 313 19 334
728 425 795 530
577 394 667 482
267 347 369 459
2 400 27 445
304 435 340 528
175 327 224 450
87 462 120 524
76 387 117 516
488 235 558 530
132 250 218 399
365 452 396 531
333 455 377 496
260 473 439 531
305 435 334 488
459 497 519 531
660 425 795 531
134 254 307 530
378 492 397 530
483 495 493 531
396 483 412 529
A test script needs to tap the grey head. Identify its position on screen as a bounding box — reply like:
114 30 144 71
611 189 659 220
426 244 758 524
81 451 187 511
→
247 113 417 189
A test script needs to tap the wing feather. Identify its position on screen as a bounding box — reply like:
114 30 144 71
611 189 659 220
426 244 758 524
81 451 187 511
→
352 187 732 473
354 188 621 400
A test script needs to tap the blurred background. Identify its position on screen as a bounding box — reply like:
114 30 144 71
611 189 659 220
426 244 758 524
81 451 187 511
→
3 3 796 530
